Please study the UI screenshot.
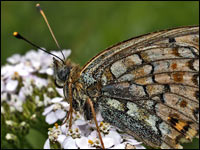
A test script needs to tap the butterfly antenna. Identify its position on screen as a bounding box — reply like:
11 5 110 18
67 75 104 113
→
13 32 65 64
36 3 66 61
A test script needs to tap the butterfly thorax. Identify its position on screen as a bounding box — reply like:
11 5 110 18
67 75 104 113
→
70 71 102 120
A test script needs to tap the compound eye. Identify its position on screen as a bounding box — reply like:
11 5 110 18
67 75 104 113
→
58 68 69 82
54 80 64 88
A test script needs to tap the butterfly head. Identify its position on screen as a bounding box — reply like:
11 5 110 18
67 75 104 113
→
53 57 83 111
53 57 71 88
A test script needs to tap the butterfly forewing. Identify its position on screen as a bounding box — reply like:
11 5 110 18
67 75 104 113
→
77 26 199 149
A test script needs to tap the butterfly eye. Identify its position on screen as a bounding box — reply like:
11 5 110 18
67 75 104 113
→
54 80 64 88
58 69 69 82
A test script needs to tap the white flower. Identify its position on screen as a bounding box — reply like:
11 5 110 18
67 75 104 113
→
43 97 69 124
23 49 71 75
87 130 103 148
51 49 71 61
57 134 67 145
35 96 43 107
30 114 37 120
87 130 116 148
5 120 15 126
59 124 83 149
75 137 90 149
7 94 23 112
32 76 48 89
5 133 17 141
44 139 50 149
20 78 33 97
48 124 62 142
20 121 27 127
13 62 34 77
1 63 32 80
106 130 122 145
5 79 18 92
55 87 64 97
1 48 71 109
63 136 77 149
1 65 13 79
112 143 125 149
7 54 22 64
43 94 52 106
45 110 66 125
25 49 51 72
99 122 111 134
44 111 146 149
47 87 54 93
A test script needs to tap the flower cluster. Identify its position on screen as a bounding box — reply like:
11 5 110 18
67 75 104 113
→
44 111 145 149
1 49 71 148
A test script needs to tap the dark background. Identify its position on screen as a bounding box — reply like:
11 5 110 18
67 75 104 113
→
1 1 199 149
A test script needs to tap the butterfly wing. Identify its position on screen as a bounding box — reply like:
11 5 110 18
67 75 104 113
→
79 26 199 148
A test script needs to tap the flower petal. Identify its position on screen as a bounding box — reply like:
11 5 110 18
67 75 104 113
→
61 123 68 134
34 77 48 89
75 137 89 149
75 119 87 126
103 137 114 148
60 102 70 110
52 97 63 103
63 136 77 149
7 54 21 64
46 68 53 75
32 61 40 70
6 80 18 92
51 49 71 60
96 112 104 122
106 130 121 145
43 105 55 116
56 88 64 97
1 65 14 78
112 143 125 149
46 112 58 124
57 134 67 145
63 50 71 58
55 109 67 119
43 139 50 149
18 69 30 76
88 130 98 140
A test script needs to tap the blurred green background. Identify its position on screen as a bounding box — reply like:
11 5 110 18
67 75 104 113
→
1 1 199 66
1 1 199 149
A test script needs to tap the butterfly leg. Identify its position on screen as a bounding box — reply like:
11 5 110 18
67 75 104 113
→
62 80 73 129
87 97 105 149
62 111 69 125
67 80 73 128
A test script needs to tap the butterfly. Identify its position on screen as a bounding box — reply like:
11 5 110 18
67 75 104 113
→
52 25 199 149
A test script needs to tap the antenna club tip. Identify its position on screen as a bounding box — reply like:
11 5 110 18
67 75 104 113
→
36 3 40 7
13 32 18 36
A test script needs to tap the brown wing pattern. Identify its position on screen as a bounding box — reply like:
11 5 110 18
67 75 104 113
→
79 26 199 148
